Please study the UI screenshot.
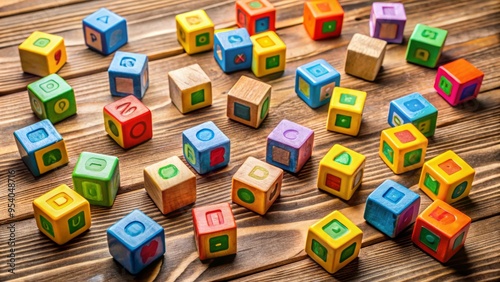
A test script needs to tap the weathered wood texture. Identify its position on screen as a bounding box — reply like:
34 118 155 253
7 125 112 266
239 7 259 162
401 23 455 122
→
0 0 499 281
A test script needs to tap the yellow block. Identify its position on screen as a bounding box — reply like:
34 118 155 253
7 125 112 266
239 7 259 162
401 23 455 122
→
250 31 286 77
175 10 214 54
326 87 367 136
103 111 125 148
18 31 67 77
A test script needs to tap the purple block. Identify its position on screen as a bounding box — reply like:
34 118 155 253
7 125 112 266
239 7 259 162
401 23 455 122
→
369 2 406 44
266 119 314 173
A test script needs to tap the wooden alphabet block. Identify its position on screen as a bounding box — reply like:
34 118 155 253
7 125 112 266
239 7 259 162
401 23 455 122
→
345 33 387 81
250 31 286 77
326 87 367 136
18 31 67 77
227 76 271 128
168 64 212 114
144 156 196 214
108 51 149 100
369 2 406 43
303 0 344 40
82 8 128 55
388 92 438 137
295 59 340 109
33 184 91 245
236 0 276 35
406 23 448 68
214 28 253 73
176 10 214 54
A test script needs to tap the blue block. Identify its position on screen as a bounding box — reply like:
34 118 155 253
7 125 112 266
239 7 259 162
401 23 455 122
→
13 119 68 177
108 51 149 100
213 28 253 73
364 180 420 238
82 8 128 55
182 121 230 174
388 92 438 137
295 59 341 108
107 209 165 274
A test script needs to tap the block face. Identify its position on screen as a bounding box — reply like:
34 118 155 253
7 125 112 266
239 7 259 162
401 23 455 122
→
326 87 367 136
227 76 271 128
345 33 387 81
250 31 286 77
176 10 214 54
213 28 253 72
369 2 406 43
27 74 77 124
236 0 276 35
18 31 67 77
82 8 128 55
406 24 448 68
107 209 165 274
108 51 149 100
295 59 341 108
388 92 438 137
303 0 344 40
168 64 212 114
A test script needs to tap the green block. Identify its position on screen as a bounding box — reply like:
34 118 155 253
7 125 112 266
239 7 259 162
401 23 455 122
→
72 152 120 207
27 74 77 124
405 24 448 68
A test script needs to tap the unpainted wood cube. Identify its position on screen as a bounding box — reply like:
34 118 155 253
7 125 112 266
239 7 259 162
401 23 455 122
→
345 33 387 81
176 10 214 54
18 31 67 77
406 24 448 68
227 76 271 128
236 0 276 35
168 64 212 114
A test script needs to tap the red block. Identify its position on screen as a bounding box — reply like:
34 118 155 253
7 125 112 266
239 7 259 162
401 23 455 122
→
303 0 344 40
236 0 276 36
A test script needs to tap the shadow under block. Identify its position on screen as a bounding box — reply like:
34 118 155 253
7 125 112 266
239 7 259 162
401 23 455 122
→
232 157 284 215
168 64 212 114
103 95 153 149
326 87 366 136
18 31 67 77
345 33 387 81
82 8 128 55
227 76 271 128
72 152 120 207
176 9 214 54
33 184 91 245
418 150 475 204
28 73 77 124
182 121 230 174
411 199 471 263
107 209 165 274
144 156 196 214
317 144 366 200
192 202 237 260
305 210 363 274
364 180 420 238
434 58 484 106
266 119 314 173
379 123 428 174
406 23 448 68
369 2 406 44
13 119 69 177
235 0 276 36
214 28 253 73
250 31 286 77
108 51 149 100
388 92 438 137
295 59 340 109
303 0 344 40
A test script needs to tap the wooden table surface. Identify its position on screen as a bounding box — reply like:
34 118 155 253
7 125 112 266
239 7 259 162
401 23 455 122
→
0 0 499 281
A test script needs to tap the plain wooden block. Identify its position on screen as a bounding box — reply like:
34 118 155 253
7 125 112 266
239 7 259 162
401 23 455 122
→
345 33 387 81
168 64 212 114
227 76 271 128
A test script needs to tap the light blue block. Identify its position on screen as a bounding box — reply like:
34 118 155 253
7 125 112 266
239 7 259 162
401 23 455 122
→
182 121 230 174
108 51 149 100
82 8 128 55
107 209 165 274
295 59 340 108
364 180 420 238
388 92 438 137
214 28 253 73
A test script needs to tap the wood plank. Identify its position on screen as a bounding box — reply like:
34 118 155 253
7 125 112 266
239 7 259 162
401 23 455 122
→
0 0 86 18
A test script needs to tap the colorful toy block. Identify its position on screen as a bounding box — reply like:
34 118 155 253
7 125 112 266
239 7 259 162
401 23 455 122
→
144 156 197 214
82 8 128 55
103 95 153 149
434 59 484 106
72 152 120 207
369 2 406 43
33 184 91 245
388 92 438 137
28 74 77 124
108 51 149 100
236 0 276 35
411 199 471 263
176 9 214 54
406 24 448 68
168 64 212 114
345 33 387 81
214 28 253 73
305 210 363 274
18 31 67 77
379 123 428 174
326 87 367 136
232 157 284 215
317 144 365 200
182 121 230 174
266 119 314 173
364 180 420 238
419 150 475 204
107 209 165 274
250 31 286 77
295 59 341 109
227 76 271 128
13 119 69 177
192 202 237 260
303 0 344 40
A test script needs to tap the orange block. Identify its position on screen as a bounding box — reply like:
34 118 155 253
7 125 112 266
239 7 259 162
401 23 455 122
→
303 0 344 40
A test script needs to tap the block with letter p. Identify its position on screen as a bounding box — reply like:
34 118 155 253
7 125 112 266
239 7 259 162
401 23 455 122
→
82 8 128 55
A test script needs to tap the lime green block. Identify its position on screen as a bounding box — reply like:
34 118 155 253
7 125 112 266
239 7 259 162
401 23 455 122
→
27 74 77 124
405 24 448 68
72 152 120 207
